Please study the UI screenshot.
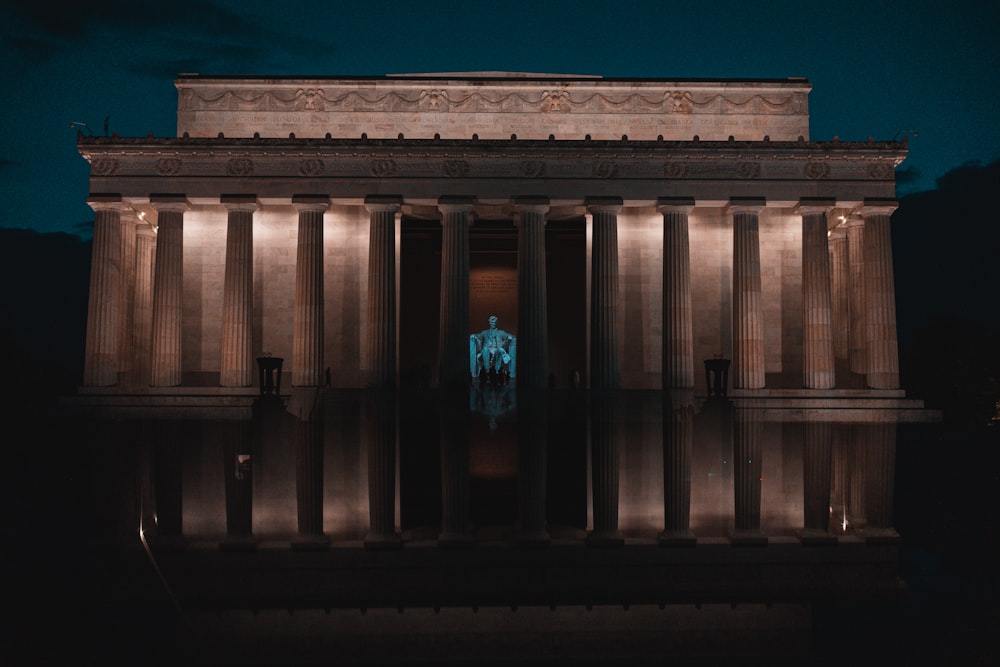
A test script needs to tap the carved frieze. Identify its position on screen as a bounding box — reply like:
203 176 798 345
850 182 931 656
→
298 158 325 177
226 158 254 176
91 158 120 176
157 158 182 176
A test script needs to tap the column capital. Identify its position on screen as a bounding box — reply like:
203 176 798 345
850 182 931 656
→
856 198 898 217
292 194 330 213
657 196 695 214
727 197 766 215
586 196 623 215
86 194 124 213
828 226 848 241
437 195 476 215
135 221 157 238
221 194 259 213
843 214 865 229
794 197 836 216
150 194 190 213
364 194 403 214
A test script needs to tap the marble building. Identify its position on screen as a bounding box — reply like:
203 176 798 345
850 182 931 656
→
77 73 919 405
68 74 940 661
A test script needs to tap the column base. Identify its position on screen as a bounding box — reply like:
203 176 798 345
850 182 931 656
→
658 530 696 547
514 530 551 548
860 527 900 545
144 534 188 552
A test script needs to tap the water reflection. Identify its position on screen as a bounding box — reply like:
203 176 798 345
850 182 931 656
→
93 389 900 549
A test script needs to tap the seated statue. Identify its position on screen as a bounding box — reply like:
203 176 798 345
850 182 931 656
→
470 315 516 385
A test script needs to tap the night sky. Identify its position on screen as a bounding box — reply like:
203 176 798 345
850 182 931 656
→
1 0 999 237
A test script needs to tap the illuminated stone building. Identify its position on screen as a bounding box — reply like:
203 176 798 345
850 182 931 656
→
70 74 937 662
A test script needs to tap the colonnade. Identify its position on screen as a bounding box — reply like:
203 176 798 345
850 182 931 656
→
83 194 900 392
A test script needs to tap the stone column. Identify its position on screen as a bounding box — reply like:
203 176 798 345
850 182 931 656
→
439 392 474 547
800 419 835 544
292 416 329 550
587 197 622 390
83 196 125 387
587 394 623 547
659 390 695 545
291 195 329 387
658 198 696 389
437 197 475 390
130 221 156 388
729 198 766 389
862 422 898 541
845 216 867 376
828 225 850 368
516 390 549 546
732 408 765 545
365 390 401 549
515 197 550 389
365 196 402 388
117 208 138 384
797 198 836 389
220 196 257 387
150 196 189 387
860 200 901 389
222 419 257 550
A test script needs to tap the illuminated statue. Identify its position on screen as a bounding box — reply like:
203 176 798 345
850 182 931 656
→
470 315 516 385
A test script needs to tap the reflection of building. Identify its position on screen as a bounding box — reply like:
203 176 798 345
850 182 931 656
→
68 73 941 664
76 73 923 400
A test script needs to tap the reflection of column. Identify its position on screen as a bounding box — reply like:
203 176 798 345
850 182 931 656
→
437 197 475 390
83 196 125 386
292 195 329 387
149 422 185 547
150 196 189 387
587 394 623 546
845 216 866 376
659 198 696 389
117 208 138 384
800 420 835 544
130 222 156 388
365 196 402 389
587 197 622 390
798 199 836 389
732 409 765 544
292 416 329 550
220 196 257 387
439 392 474 547
660 391 695 545
860 200 900 389
829 225 849 370
515 197 550 389
365 390 401 549
863 422 898 541
222 419 257 550
730 198 766 389
516 390 549 546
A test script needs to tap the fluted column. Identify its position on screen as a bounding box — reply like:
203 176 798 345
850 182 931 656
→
150 196 189 387
797 198 836 389
292 416 329 550
128 221 156 388
829 225 850 368
365 196 402 388
516 389 549 546
220 196 257 387
800 419 834 543
845 216 867 376
515 197 550 389
83 196 125 386
365 390 401 549
729 198 766 389
222 419 257 550
587 394 623 546
117 208 138 383
437 197 475 389
660 390 695 545
860 200 901 389
658 198 696 389
292 195 329 387
862 422 898 540
732 408 765 544
439 392 474 547
587 197 622 390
